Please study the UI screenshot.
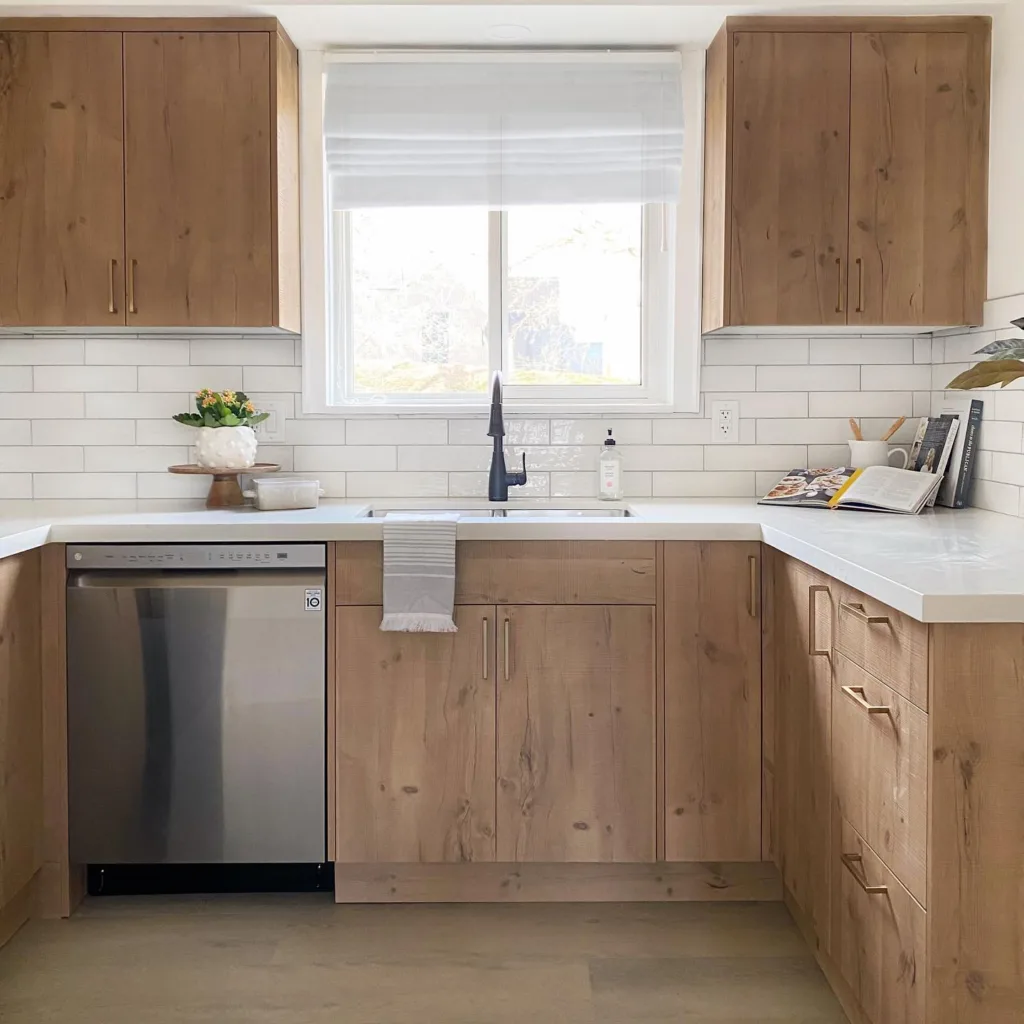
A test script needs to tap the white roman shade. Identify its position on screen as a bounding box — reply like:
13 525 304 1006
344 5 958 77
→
323 52 684 208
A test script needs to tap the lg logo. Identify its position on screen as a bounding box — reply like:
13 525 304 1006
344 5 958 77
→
304 589 323 612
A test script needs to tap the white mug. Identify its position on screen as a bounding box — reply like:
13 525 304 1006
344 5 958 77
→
848 439 908 470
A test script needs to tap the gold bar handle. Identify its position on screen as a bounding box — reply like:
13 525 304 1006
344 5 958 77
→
503 617 510 682
841 852 889 895
747 555 759 619
842 684 891 716
808 584 830 657
856 257 864 313
127 258 137 315
482 616 489 680
107 258 117 314
841 601 889 626
835 258 844 314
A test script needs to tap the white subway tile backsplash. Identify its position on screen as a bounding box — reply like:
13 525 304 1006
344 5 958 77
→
0 447 82 472
448 471 550 498
35 365 135 392
33 420 135 446
756 364 860 392
862 364 933 391
138 366 242 392
619 445 703 472
347 419 447 446
398 445 489 472
33 473 136 499
347 472 448 498
990 451 1024 486
706 391 809 419
87 339 190 365
0 393 85 418
0 339 84 365
0 474 33 499
244 366 302 393
978 419 1024 454
448 418 549 446
0 421 31 445
294 446 396 472
549 419 649 446
86 393 190 419
810 337 915 364
285 420 348 445
971 478 1021 516
652 471 755 497
808 391 912 419
704 444 806 472
701 365 756 392
135 420 196 445
84 446 188 472
704 337 809 365
755 418 852 445
807 444 851 466
190 338 295 366
913 338 932 364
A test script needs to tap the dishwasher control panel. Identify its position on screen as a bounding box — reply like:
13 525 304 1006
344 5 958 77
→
67 543 327 570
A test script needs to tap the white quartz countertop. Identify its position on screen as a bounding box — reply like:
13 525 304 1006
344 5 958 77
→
3 497 1024 623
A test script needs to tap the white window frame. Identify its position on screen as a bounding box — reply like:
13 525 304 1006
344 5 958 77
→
300 48 705 416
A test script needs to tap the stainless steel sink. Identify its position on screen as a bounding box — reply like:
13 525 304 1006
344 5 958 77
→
362 508 632 518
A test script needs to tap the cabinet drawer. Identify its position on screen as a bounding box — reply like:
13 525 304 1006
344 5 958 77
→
833 819 927 1024
833 655 927 905
835 584 927 710
335 541 657 605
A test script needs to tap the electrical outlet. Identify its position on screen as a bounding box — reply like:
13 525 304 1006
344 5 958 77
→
252 399 291 444
711 400 740 444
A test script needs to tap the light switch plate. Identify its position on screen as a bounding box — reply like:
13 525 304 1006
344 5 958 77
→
710 400 740 443
253 399 291 444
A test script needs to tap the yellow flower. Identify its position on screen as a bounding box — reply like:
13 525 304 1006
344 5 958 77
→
221 390 236 403
196 388 212 398
243 400 255 413
201 394 217 408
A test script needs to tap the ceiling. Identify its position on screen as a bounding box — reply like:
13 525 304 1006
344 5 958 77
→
0 0 1001 46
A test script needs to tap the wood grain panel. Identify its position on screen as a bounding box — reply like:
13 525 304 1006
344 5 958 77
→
774 555 833 952
333 860 782 903
663 542 761 861
324 542 336 862
0 550 42 915
335 606 495 864
929 623 1024 1023
848 31 988 326
832 655 928 905
123 32 274 327
701 24 731 333
335 541 657 606
834 582 928 710
729 32 851 326
832 820 927 1024
496 605 655 862
0 32 125 327
271 29 300 333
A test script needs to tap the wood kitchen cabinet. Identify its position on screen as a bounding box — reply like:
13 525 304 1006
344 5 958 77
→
0 550 42 949
702 16 990 331
334 605 495 863
495 604 656 863
663 542 762 862
0 19 299 330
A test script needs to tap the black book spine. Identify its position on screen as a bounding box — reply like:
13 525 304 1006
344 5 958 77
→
953 401 984 508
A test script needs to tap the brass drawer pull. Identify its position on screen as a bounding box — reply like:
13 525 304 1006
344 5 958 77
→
127 258 138 315
808 584 830 657
841 852 888 896
747 555 759 619
108 258 118 314
856 257 864 313
841 601 889 626
503 617 511 682
835 257 844 314
842 684 891 716
482 616 489 680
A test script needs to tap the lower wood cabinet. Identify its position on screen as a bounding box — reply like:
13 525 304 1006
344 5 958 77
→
334 605 496 863
495 604 656 862
663 541 762 861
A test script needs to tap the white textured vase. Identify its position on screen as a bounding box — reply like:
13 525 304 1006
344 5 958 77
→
194 426 257 470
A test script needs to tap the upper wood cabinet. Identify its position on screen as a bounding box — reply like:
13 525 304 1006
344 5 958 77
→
0 19 299 331
702 17 990 332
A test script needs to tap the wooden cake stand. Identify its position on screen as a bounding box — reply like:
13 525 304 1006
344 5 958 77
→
168 463 280 509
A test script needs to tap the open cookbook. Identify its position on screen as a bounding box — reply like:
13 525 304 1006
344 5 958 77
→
759 465 944 514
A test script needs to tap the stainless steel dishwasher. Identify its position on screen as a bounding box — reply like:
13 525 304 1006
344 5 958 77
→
66 544 326 865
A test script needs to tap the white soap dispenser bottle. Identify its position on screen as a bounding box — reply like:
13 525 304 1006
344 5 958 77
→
598 428 623 500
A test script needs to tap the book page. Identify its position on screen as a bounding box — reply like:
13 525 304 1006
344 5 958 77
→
837 466 938 513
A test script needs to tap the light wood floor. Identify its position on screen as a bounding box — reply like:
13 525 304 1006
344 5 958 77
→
0 897 849 1023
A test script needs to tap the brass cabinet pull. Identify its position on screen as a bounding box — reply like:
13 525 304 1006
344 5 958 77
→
841 852 889 896
808 584 830 657
842 684 891 716
503 617 511 682
482 616 489 680
107 258 118 314
127 258 138 315
840 601 889 626
835 258 844 313
747 555 759 619
856 257 864 313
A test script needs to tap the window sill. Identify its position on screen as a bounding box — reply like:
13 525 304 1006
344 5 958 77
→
303 401 695 418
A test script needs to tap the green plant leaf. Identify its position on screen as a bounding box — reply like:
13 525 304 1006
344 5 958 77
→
248 412 270 425
203 410 218 427
946 359 1024 389
975 338 1024 360
221 412 241 426
172 413 203 426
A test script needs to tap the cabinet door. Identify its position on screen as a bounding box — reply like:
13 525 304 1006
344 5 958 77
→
496 605 655 862
849 32 987 327
774 556 833 951
730 32 851 326
664 542 761 862
0 32 125 327
335 606 496 863
123 32 273 327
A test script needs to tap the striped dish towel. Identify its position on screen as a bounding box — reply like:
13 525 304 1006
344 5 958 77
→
380 513 459 632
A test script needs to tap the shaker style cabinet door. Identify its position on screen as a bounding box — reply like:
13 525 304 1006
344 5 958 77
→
848 31 988 327
728 31 851 327
0 32 125 327
123 32 274 327
334 605 497 864
495 604 656 863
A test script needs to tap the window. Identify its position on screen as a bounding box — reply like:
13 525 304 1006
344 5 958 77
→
302 50 703 414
